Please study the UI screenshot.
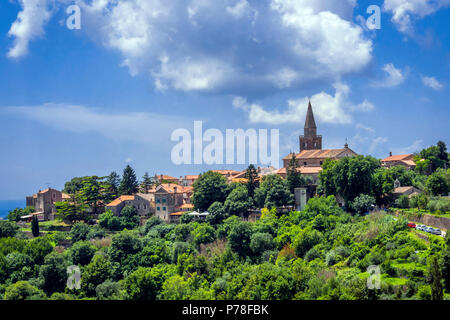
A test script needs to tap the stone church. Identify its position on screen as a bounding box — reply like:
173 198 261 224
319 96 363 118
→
282 101 357 169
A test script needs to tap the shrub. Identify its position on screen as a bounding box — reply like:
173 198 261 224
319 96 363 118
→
395 195 410 209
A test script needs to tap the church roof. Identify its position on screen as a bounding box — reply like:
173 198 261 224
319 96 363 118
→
304 101 317 129
283 148 357 160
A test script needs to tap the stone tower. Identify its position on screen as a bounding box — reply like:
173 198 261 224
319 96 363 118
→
299 101 322 152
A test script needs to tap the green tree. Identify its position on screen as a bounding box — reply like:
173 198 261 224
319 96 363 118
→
120 205 140 229
441 233 450 292
245 164 259 200
39 252 68 295
254 174 293 209
106 171 121 195
70 222 91 243
223 184 253 217
3 281 46 300
250 232 274 255
426 169 449 196
69 241 96 266
31 215 39 237
0 220 19 238
350 194 375 215
24 237 53 265
7 207 34 222
228 222 253 257
192 171 229 211
206 201 228 225
123 267 162 300
140 172 153 193
429 255 443 300
63 177 85 194
395 195 410 209
286 154 305 194
319 155 380 204
81 254 113 297
119 165 139 196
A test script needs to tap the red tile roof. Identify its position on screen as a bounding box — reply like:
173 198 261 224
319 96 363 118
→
381 154 413 162
106 195 135 207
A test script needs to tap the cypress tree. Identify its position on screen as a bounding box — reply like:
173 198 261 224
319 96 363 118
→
31 215 40 237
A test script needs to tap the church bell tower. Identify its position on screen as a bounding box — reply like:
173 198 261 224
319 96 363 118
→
299 101 322 152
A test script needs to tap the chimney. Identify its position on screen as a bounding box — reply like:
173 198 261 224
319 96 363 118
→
389 152 392 157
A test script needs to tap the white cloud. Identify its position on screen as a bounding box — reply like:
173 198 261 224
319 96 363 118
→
235 82 374 125
371 63 406 88
5 103 190 144
226 0 251 18
7 0 52 58
350 123 388 155
392 139 424 154
350 99 375 112
383 0 450 34
422 76 443 90
7 0 373 94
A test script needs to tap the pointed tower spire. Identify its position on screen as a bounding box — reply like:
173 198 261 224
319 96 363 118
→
304 101 317 129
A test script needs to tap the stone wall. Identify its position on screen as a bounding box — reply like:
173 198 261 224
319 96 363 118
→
394 211 450 231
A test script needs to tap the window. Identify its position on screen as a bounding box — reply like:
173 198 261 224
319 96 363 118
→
162 198 166 203
156 199 160 203
304 162 307 166
320 161 323 165
157 207 160 211
163 207 166 211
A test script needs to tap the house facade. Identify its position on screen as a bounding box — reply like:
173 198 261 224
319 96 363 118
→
381 153 416 170
26 188 70 221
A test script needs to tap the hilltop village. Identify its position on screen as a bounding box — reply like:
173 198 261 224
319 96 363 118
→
20 102 433 225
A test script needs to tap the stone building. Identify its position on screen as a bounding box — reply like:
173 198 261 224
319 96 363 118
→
154 184 193 222
26 188 70 221
106 193 155 217
381 153 416 170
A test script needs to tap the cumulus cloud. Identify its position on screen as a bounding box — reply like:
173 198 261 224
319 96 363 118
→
371 63 406 88
234 82 374 125
6 0 373 94
383 0 450 34
422 76 443 90
7 0 53 58
5 103 190 144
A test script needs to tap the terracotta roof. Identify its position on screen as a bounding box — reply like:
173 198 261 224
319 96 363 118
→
400 160 416 167
62 193 71 199
277 166 323 175
157 184 188 194
283 148 355 160
170 211 185 216
185 175 199 180
38 188 51 194
107 195 135 207
180 203 194 209
212 170 241 175
299 166 323 174
157 174 179 180
381 154 413 162
393 186 414 194
231 178 248 183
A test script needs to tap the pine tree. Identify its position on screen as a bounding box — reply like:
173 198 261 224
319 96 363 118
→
106 171 120 194
245 164 259 201
119 165 139 196
140 172 153 193
31 215 39 237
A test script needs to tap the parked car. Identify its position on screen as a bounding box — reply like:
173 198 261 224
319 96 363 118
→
430 228 442 235
416 224 426 231
424 227 433 233
407 222 416 228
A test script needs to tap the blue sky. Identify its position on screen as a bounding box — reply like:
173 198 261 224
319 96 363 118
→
0 0 449 200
